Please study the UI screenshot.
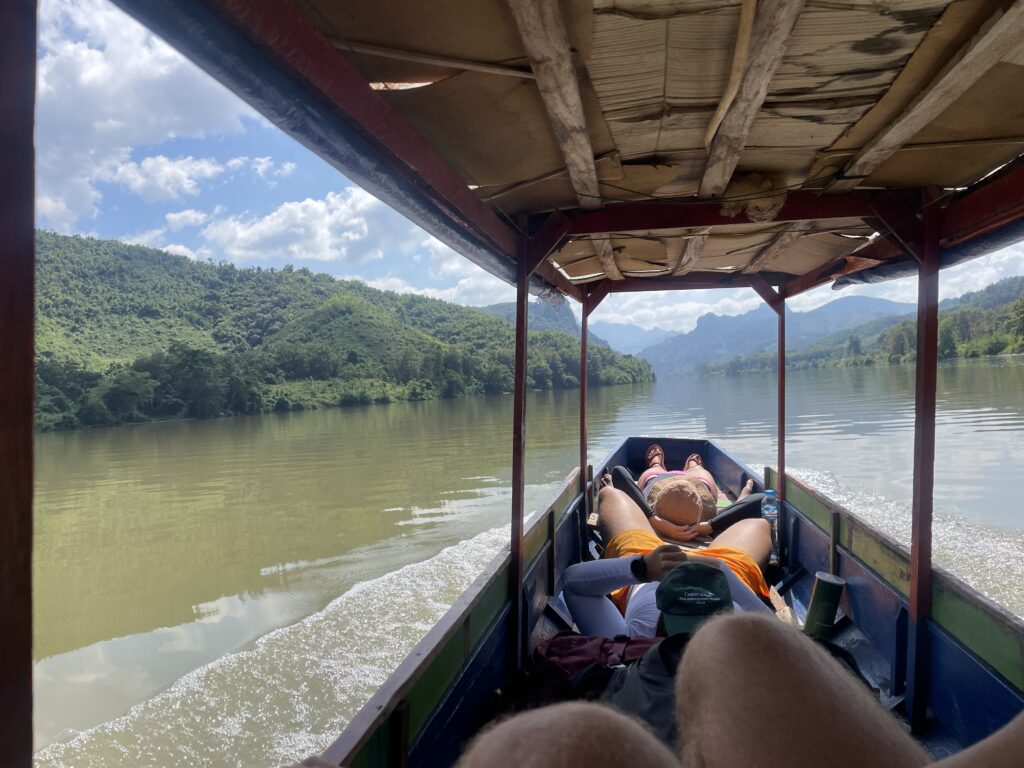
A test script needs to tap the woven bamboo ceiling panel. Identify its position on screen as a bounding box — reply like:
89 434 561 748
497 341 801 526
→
299 0 1024 287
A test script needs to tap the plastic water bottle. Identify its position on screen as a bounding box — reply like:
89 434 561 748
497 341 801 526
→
762 490 780 566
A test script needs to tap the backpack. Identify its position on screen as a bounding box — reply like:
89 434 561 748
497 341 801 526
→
493 631 664 713
531 631 662 679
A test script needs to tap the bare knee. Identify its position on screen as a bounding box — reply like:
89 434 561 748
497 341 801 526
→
458 702 677 768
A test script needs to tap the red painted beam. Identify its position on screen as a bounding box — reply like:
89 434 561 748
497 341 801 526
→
566 192 873 236
579 308 589 496
528 212 571 269
606 273 754 293
586 280 612 311
942 159 1024 248
784 255 890 297
777 287 786 505
748 273 783 312
209 0 519 260
0 1 35 765
869 192 924 264
906 196 941 732
534 261 584 302
509 248 529 669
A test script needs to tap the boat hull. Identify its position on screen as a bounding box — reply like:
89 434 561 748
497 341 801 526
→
324 437 1024 766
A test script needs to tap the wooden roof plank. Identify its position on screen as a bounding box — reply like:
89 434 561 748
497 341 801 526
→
742 222 803 274
566 191 872 235
593 237 625 280
507 0 602 210
698 0 807 199
671 231 710 276
829 1 1024 192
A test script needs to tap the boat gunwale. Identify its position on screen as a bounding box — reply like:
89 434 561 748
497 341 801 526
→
322 467 582 766
769 468 1024 692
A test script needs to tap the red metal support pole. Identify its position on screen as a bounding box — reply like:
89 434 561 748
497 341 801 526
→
579 300 589 496
0 1 36 764
510 242 530 668
907 195 941 731
777 288 786 502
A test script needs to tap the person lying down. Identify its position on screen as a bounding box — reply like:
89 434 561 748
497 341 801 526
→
561 543 771 638
569 472 774 638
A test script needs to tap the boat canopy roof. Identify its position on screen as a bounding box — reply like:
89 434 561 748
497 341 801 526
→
116 0 1024 301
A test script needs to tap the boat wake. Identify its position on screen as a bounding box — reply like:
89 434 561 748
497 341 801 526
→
787 467 1024 619
34 526 512 768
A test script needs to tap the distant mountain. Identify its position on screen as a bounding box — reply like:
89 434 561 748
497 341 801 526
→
639 296 914 377
589 321 675 355
700 275 1024 376
480 300 609 346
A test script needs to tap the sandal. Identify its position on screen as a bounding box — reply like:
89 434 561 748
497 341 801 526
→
683 453 704 469
645 443 666 468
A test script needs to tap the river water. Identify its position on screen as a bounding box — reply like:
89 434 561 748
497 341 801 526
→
33 358 1024 765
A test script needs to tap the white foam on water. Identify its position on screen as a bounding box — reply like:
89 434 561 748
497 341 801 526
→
785 467 1024 618
34 525 512 768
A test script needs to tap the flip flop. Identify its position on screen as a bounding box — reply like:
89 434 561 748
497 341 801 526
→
683 453 704 469
645 443 666 468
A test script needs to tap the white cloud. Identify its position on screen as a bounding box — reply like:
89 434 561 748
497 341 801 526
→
35 0 255 229
252 156 274 178
164 243 197 260
789 242 1024 312
590 289 762 333
251 156 297 184
111 155 224 202
165 208 208 231
200 187 432 264
226 156 249 171
120 227 166 247
361 271 515 307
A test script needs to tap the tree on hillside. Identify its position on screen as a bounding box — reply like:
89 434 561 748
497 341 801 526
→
846 335 862 356
1009 295 1024 337
937 319 957 359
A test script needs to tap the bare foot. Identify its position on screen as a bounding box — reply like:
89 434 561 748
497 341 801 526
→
600 472 613 489
738 479 755 500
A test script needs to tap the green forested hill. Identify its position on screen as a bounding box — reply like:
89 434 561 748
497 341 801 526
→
35 231 653 430
699 276 1024 377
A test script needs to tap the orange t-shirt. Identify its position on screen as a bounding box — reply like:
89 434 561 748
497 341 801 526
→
604 529 769 614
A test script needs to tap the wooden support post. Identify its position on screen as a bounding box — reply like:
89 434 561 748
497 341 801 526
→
907 195 941 731
510 241 530 669
0 2 36 765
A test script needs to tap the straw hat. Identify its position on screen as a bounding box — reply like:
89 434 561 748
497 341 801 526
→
647 476 716 525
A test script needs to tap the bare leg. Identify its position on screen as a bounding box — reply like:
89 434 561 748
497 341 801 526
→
597 486 657 543
637 443 668 488
738 478 755 500
681 454 720 499
933 711 1024 768
711 517 771 571
458 702 676 768
677 613 930 768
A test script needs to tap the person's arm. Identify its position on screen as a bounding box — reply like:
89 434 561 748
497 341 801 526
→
663 493 768 541
561 557 636 636
561 547 688 637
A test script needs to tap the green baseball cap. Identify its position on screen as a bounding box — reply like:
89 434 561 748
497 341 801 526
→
655 561 733 636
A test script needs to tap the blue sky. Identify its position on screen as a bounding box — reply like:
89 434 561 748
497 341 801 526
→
36 0 1024 333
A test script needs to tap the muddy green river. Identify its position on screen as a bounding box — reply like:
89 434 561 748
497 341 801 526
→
33 358 1024 765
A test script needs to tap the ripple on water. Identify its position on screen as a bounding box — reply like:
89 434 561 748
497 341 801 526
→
34 526 512 768
788 467 1024 618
